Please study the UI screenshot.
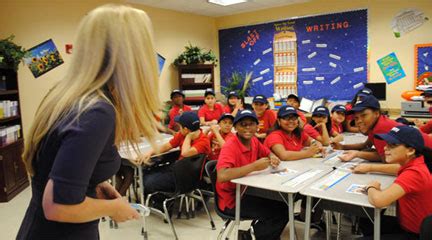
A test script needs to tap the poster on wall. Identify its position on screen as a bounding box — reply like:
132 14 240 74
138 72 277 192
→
24 39 64 78
414 43 432 88
376 52 406 84
157 53 165 75
219 9 368 101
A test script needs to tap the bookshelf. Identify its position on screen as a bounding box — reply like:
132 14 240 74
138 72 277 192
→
177 64 215 109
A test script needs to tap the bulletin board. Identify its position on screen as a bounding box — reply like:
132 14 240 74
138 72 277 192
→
219 9 368 101
414 43 432 88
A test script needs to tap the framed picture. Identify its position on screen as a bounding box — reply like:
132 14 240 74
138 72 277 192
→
24 39 64 78
414 43 432 88
157 53 165 75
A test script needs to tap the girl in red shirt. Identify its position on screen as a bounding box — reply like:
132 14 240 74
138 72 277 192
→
252 94 276 140
331 104 347 134
198 88 224 126
264 105 321 160
306 106 342 146
360 125 432 238
224 91 243 117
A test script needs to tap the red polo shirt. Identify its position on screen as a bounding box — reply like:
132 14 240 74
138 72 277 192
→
198 103 224 122
332 121 344 134
169 130 211 159
420 120 432 134
208 131 234 160
297 110 307 124
303 123 320 140
345 103 354 121
394 156 432 233
168 105 192 130
257 109 277 134
264 129 309 151
216 135 271 211
224 105 232 113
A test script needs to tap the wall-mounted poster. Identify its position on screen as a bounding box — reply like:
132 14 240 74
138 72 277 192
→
24 39 64 78
157 53 165 75
376 52 406 84
414 43 432 88
219 9 368 101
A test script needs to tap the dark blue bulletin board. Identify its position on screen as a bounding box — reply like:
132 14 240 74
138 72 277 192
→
415 44 432 87
219 9 368 100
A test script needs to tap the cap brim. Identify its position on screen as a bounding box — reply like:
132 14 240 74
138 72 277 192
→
218 115 235 123
374 133 403 145
253 100 268 104
174 115 181 122
279 112 299 118
233 116 258 126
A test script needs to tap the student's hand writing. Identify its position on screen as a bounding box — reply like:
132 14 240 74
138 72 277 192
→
352 164 371 174
253 157 271 171
269 155 281 168
96 181 121 200
135 152 152 165
367 181 381 191
111 198 140 222
338 150 358 162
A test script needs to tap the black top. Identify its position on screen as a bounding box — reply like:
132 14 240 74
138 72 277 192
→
17 101 121 240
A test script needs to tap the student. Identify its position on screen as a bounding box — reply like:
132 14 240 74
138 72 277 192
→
286 94 307 124
331 104 347 134
198 88 224 126
168 89 191 131
333 95 432 175
252 94 277 140
208 113 235 160
360 125 432 238
216 109 288 240
17 4 159 239
264 105 322 160
136 111 211 193
224 91 243 116
345 87 372 132
414 90 432 135
304 106 343 146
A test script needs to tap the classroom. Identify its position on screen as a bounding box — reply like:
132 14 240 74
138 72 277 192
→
1 0 432 239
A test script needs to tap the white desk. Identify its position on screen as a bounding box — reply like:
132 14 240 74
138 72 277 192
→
301 172 395 240
231 158 334 240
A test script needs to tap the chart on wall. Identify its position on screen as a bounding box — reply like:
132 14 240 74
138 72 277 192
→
219 9 368 100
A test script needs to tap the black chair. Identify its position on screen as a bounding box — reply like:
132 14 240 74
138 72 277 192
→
205 160 256 240
145 154 215 240
420 214 432 240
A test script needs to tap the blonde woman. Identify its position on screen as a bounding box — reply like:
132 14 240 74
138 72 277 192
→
17 5 160 239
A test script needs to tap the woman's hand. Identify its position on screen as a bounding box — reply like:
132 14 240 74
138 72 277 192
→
96 181 121 200
111 198 140 222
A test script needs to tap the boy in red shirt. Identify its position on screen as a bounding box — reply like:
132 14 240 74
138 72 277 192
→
168 89 191 131
137 111 210 193
360 125 432 238
198 88 224 126
216 109 288 240
252 94 276 140
207 113 235 160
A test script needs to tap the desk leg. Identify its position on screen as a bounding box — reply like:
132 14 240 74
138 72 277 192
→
288 193 295 240
138 167 148 240
304 196 312 240
374 208 380 240
234 183 241 240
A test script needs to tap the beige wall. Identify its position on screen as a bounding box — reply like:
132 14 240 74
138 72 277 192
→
215 0 432 110
0 0 217 135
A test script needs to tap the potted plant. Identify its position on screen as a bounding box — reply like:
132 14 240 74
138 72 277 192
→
173 43 217 66
221 71 253 99
0 35 27 71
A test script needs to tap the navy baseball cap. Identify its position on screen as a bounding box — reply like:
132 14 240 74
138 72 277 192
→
312 106 330 116
358 87 373 97
227 91 239 99
348 95 380 114
204 88 215 97
375 125 424 152
218 113 234 123
421 90 432 97
174 111 200 131
252 94 268 104
287 94 300 103
233 109 258 126
277 105 299 118
331 104 347 114
170 89 185 99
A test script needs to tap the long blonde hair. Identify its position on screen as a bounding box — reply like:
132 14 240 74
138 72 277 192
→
23 4 161 176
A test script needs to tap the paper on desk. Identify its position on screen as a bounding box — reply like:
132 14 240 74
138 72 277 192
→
322 150 343 165
282 169 323 187
311 170 351 191
346 184 366 195
271 168 298 176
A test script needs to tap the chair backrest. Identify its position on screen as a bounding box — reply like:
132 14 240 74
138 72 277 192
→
420 214 432 240
205 160 234 220
173 154 207 194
